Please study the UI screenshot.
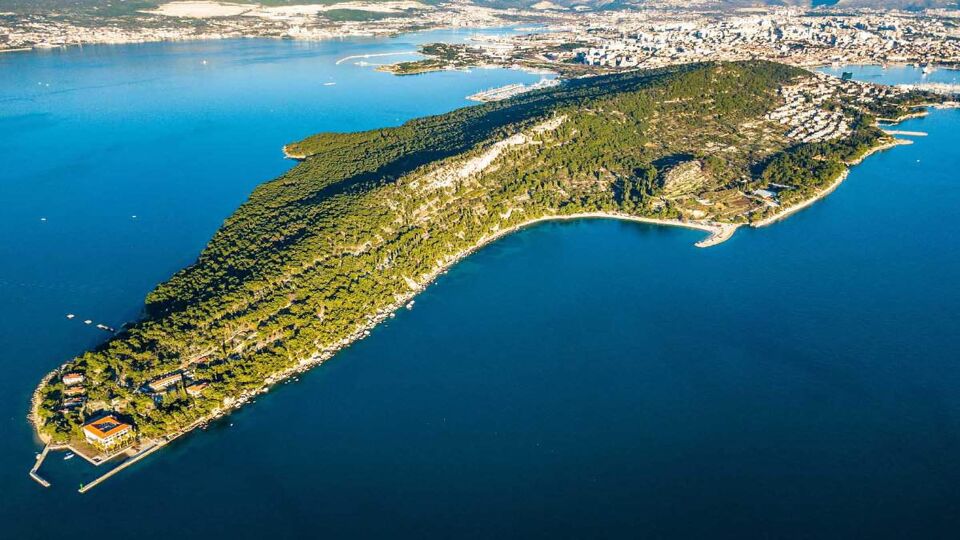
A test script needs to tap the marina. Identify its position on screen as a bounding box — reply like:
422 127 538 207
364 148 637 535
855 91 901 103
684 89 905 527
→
467 78 560 102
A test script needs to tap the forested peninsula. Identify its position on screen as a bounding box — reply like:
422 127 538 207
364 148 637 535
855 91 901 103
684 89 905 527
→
31 61 933 452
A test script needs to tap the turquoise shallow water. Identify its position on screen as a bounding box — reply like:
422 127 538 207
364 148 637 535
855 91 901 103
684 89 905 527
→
2 51 960 537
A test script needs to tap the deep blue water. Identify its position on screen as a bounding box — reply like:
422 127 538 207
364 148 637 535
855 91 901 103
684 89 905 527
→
2 49 960 537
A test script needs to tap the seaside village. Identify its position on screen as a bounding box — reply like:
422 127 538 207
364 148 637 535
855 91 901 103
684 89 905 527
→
30 365 226 491
49 368 208 458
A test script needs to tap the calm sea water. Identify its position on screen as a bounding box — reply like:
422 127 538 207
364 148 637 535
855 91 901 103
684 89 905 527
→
2 48 960 537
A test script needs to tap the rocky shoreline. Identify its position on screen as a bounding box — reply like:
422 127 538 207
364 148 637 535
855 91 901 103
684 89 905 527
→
28 209 734 452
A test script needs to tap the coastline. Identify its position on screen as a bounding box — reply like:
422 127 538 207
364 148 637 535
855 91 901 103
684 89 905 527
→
751 169 850 228
28 209 733 489
281 144 306 161
29 125 919 488
25 65 936 488
878 110 929 123
751 137 911 229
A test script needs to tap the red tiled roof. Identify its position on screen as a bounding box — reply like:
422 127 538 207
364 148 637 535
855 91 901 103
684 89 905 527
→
83 415 132 440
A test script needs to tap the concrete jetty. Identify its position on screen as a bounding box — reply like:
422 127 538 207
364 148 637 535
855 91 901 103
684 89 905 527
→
78 441 161 494
883 129 928 136
28 445 52 488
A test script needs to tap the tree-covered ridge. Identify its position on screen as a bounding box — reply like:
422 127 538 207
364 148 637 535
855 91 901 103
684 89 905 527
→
33 61 918 444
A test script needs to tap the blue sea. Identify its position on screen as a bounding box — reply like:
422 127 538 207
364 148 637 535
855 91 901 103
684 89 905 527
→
2 39 959 538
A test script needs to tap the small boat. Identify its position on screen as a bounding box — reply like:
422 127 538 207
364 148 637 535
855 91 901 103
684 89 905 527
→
923 64 936 75
83 320 92 324
66 314 75 319
63 452 75 460
406 301 415 310
323 82 336 86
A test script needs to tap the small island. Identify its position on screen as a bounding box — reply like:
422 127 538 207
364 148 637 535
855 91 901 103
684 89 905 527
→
28 61 941 490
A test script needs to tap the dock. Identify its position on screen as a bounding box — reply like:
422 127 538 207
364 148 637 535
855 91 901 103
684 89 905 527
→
28 445 52 487
76 417 205 493
883 130 927 137
467 78 561 103
78 441 161 493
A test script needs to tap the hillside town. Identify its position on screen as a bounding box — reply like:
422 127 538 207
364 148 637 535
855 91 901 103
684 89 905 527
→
764 72 910 144
566 8 960 71
391 5 960 76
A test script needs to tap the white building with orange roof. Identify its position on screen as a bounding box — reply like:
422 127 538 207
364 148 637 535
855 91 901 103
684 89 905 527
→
82 415 133 450
147 372 183 393
62 372 84 386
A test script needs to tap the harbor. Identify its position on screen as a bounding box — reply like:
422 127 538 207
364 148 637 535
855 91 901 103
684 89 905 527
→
467 78 560 102
28 422 199 493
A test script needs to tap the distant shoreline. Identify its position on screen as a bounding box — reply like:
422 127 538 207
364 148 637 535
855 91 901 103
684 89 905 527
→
0 23 514 57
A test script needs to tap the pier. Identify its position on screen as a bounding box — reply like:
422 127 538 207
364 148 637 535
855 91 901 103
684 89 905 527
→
883 130 928 137
77 417 206 493
28 445 52 487
78 441 161 493
27 439 166 493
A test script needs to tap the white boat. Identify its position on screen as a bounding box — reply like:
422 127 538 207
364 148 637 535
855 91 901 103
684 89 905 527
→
83 320 92 324
923 64 936 75
66 314 75 319
63 452 74 460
